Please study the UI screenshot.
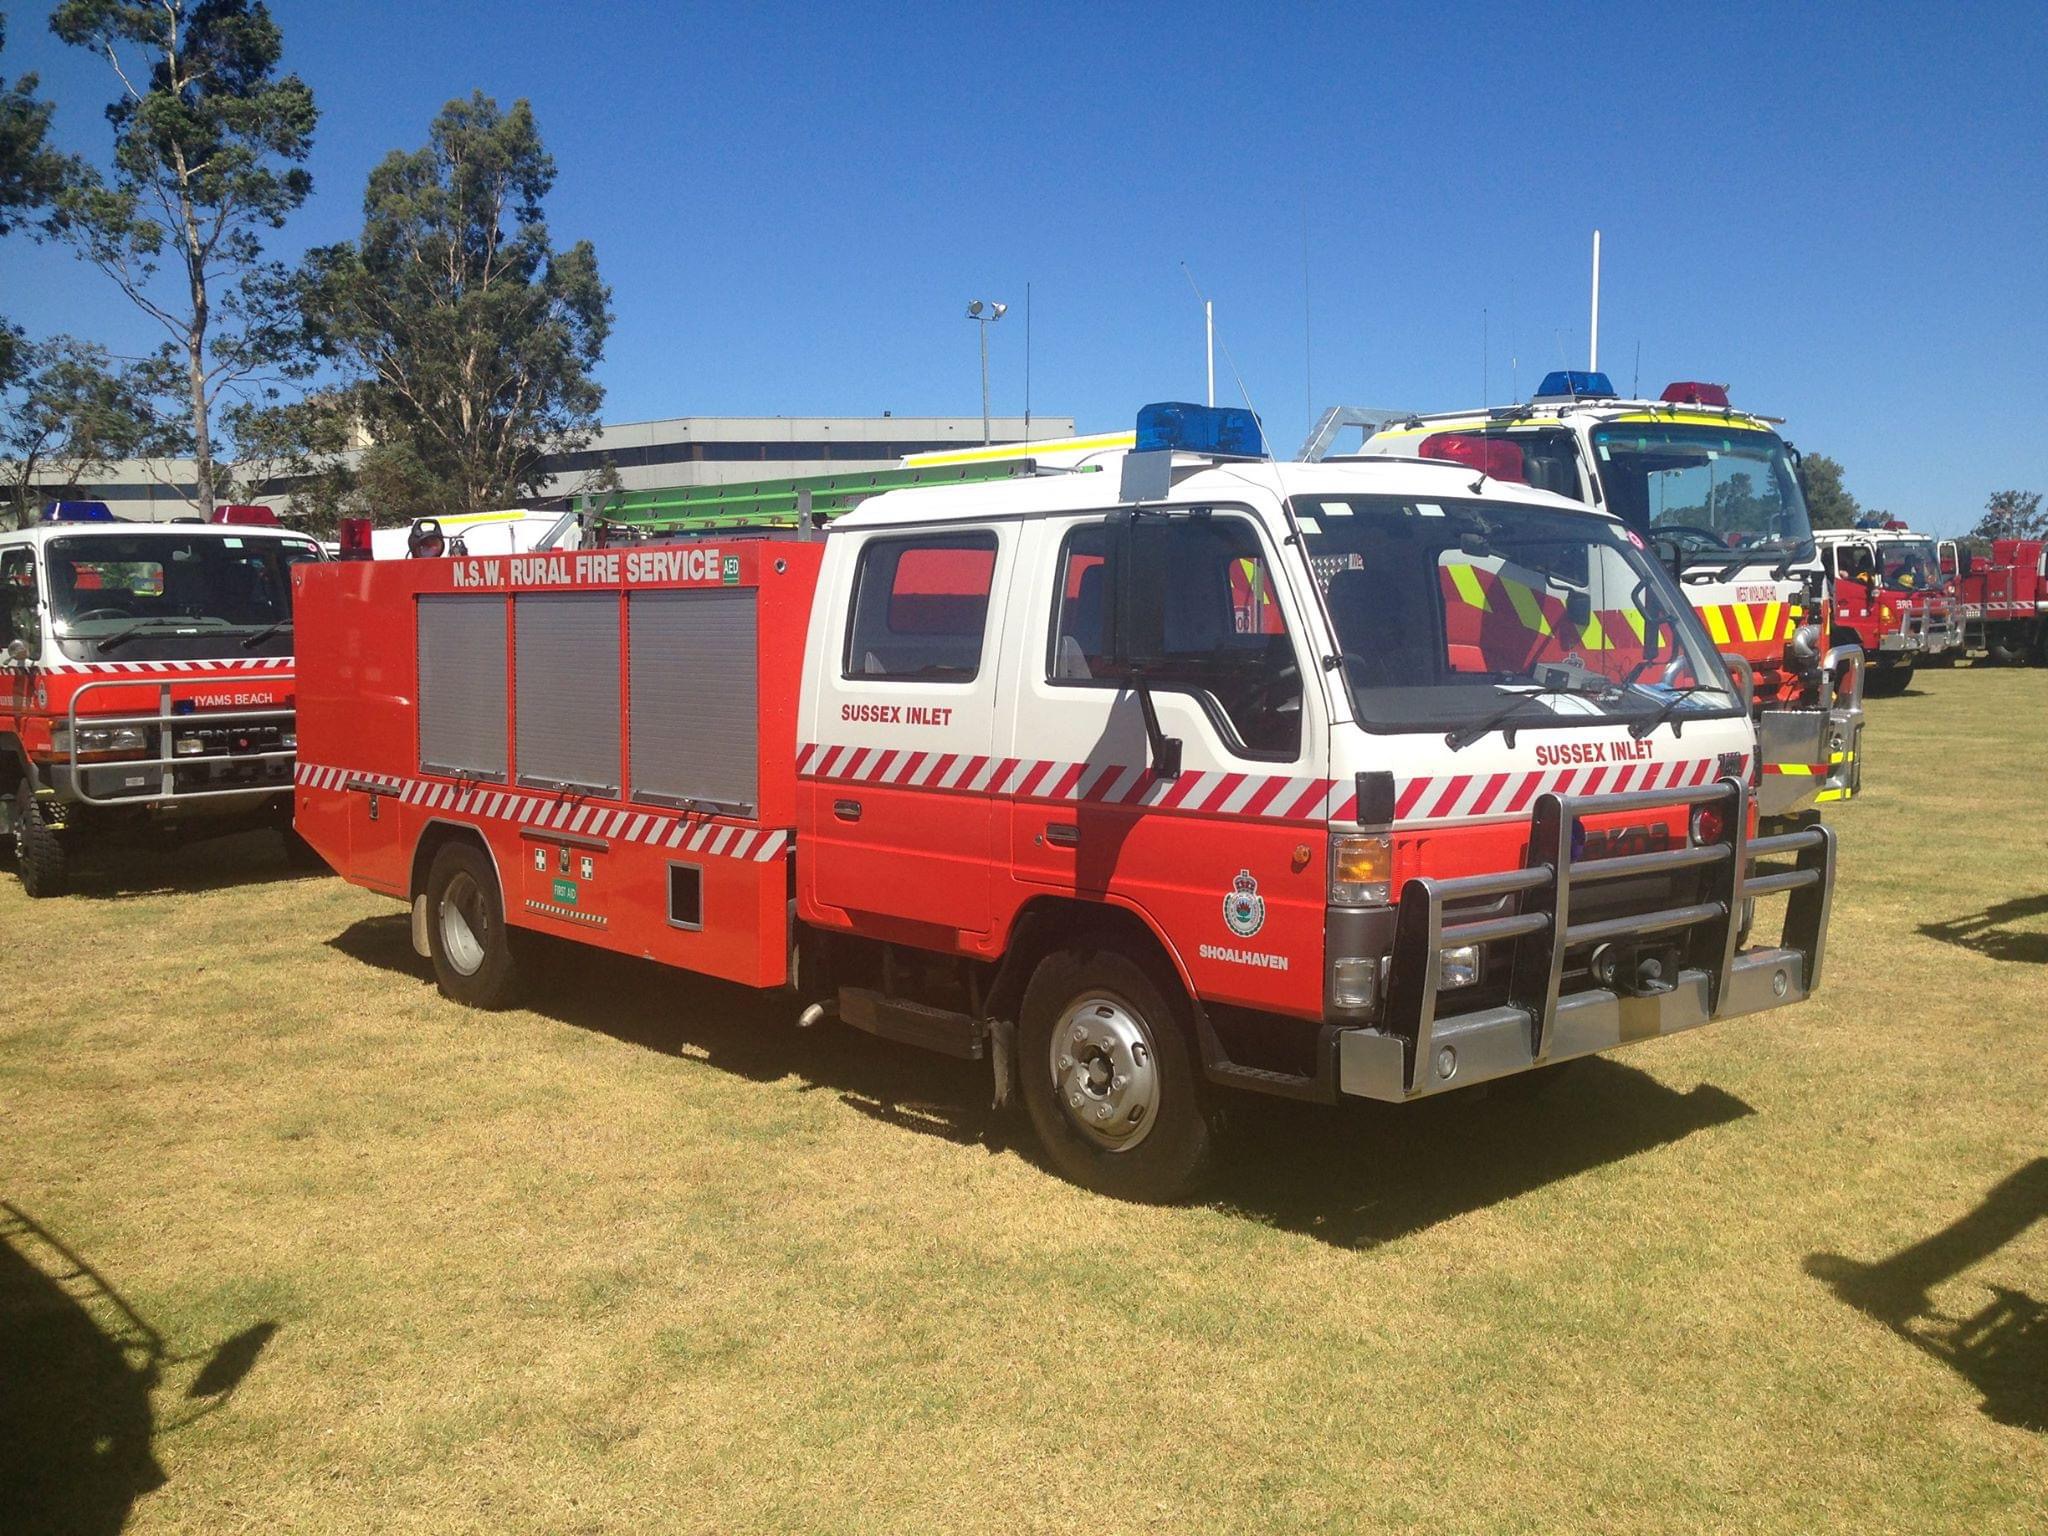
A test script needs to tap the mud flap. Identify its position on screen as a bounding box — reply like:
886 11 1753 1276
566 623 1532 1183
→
410 894 432 960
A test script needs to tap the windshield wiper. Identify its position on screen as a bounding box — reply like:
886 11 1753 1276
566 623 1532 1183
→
87 616 202 654
1445 684 1615 752
239 620 292 649
1627 683 1733 740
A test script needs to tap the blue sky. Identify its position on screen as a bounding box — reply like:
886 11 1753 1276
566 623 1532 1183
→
5 1 2045 534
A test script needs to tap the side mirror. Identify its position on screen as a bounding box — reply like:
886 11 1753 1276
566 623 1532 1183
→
1651 535 1685 584
1564 590 1592 631
4 638 27 664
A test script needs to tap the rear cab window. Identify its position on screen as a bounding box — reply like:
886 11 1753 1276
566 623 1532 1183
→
843 532 999 682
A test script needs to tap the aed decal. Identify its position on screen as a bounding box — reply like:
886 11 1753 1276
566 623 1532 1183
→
1532 738 1656 767
448 547 727 589
839 702 956 726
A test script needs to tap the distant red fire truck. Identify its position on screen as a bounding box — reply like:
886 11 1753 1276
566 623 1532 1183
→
2 503 323 896
1939 536 2047 665
1812 523 1959 693
294 405 1834 1200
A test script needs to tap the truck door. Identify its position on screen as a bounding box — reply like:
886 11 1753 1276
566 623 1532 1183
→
1000 508 1326 1017
806 526 1008 936
0 547 38 726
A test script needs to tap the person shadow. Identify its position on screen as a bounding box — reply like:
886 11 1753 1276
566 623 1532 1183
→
1806 1158 2048 1433
1917 894 2048 966
0 1201 279 1534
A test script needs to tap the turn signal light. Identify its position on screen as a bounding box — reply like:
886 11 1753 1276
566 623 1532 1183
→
1329 831 1392 906
1691 804 1727 845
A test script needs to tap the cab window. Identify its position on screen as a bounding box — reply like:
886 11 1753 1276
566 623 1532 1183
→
1049 516 1302 758
0 548 37 658
844 532 998 682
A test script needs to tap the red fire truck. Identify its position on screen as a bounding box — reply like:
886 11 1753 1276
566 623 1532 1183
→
1811 523 1958 692
294 404 1835 1200
1 503 324 896
1938 536 2047 665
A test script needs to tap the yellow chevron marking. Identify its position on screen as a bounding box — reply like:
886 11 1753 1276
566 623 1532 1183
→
1448 564 1492 611
1621 608 1647 640
1702 605 1732 645
1577 611 1611 651
1502 579 1552 636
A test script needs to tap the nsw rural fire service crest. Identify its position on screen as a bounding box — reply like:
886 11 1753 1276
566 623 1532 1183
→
1223 870 1266 938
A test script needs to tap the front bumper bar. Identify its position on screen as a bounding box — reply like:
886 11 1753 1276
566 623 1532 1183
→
1337 776 1834 1102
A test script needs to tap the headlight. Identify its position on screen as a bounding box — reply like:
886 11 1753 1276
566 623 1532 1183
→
57 725 148 753
1438 944 1481 989
175 737 206 756
1329 831 1392 906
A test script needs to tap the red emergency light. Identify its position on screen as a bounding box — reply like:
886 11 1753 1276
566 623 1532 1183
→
1418 433 1526 483
337 515 374 561
211 503 279 526
1660 381 1730 407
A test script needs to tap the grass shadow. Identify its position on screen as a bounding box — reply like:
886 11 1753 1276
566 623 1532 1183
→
333 914 1758 1238
1807 1158 2048 1434
1917 894 2048 966
56 827 331 904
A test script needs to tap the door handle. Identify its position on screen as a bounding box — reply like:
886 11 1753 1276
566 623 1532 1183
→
1045 822 1078 847
833 799 863 822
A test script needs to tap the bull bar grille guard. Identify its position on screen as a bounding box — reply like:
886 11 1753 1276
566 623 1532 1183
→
1342 776 1834 1100
62 677 296 806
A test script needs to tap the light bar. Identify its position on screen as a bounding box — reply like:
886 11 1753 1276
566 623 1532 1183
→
1533 370 1616 401
211 504 280 526
1134 401 1266 458
40 501 115 522
1661 381 1730 407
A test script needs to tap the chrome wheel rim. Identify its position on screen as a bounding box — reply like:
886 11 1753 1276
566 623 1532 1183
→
439 871 488 976
1048 991 1161 1152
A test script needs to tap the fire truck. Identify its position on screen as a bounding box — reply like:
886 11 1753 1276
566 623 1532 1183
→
1811 522 1958 690
1325 375 1866 818
1938 535 2047 665
0 503 324 896
293 404 1835 1201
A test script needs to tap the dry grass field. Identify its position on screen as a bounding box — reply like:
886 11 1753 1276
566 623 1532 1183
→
3 667 2044 1534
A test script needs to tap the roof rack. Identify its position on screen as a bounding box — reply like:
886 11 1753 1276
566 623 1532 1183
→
577 456 1059 532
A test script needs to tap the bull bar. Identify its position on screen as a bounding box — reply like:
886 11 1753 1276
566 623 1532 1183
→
1338 776 1834 1101
60 676 296 806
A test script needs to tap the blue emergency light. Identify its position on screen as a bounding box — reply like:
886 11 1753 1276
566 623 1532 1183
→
1533 371 1616 401
1134 401 1267 458
40 500 116 522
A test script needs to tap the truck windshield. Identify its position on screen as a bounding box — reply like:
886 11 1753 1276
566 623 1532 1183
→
1879 538 1942 593
1588 423 1815 569
1292 495 1739 736
46 533 322 662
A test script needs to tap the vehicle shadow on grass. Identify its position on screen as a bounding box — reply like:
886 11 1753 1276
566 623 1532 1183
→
1208 1064 1753 1249
326 914 1001 1147
332 913 1755 1246
1917 894 2048 966
1806 1158 2048 1434
0 1201 279 1535
51 828 330 904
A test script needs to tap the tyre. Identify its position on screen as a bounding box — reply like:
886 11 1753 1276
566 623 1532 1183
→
423 841 524 1009
14 780 70 898
1017 945 1212 1202
1864 663 1912 697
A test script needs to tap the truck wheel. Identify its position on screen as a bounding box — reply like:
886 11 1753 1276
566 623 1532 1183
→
14 781 69 899
1865 664 1911 697
424 842 524 1010
1018 946 1212 1202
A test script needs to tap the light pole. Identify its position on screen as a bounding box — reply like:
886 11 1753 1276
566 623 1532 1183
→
966 299 1006 444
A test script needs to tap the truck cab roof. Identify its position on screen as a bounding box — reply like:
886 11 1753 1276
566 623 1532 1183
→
1 520 322 548
835 450 1615 531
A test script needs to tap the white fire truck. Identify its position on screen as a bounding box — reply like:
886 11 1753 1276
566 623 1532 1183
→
1 504 324 895
1811 523 1958 690
294 404 1835 1201
1324 375 1866 818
